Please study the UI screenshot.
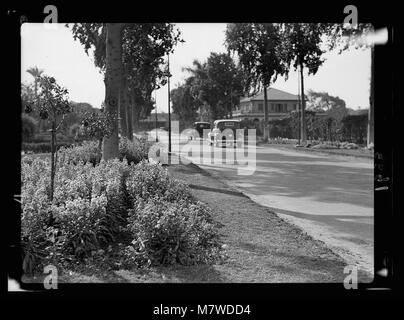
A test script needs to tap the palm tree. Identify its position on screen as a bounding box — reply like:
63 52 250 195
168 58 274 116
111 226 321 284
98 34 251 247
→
26 66 44 104
26 66 44 131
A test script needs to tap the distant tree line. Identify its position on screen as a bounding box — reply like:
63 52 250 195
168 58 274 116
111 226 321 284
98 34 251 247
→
171 52 245 128
268 90 368 144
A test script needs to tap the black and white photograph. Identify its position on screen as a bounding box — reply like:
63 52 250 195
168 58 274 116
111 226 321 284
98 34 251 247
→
5 3 401 305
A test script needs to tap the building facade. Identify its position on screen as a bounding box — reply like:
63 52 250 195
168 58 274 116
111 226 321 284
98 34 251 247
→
232 88 300 124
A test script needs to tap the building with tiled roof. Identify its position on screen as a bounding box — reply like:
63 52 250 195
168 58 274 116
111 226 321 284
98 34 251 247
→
233 88 300 123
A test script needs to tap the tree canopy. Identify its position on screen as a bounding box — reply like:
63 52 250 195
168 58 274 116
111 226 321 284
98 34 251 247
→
178 52 244 121
225 23 289 94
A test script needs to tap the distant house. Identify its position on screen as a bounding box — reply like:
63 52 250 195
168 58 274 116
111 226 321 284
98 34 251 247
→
232 88 300 124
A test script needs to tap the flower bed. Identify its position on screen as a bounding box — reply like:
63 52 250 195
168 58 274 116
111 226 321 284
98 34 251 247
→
21 146 222 275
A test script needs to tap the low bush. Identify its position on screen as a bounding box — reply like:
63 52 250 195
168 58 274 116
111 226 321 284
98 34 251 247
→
21 154 222 273
21 158 131 273
30 132 73 144
22 142 72 154
22 114 37 142
125 160 193 205
119 136 151 165
57 140 100 166
57 137 152 167
125 197 221 266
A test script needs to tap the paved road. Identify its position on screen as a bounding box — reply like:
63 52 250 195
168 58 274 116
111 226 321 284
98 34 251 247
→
150 130 374 274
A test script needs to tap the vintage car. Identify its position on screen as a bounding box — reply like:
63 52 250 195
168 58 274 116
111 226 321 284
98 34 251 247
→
208 119 246 147
190 122 211 140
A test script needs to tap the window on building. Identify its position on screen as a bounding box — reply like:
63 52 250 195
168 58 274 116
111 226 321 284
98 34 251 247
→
271 104 275 112
258 103 263 112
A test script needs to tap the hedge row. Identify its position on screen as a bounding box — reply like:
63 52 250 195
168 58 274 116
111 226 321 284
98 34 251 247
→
22 142 73 154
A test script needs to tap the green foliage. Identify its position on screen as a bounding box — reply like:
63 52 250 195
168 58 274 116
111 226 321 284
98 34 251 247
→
341 114 367 145
119 137 150 165
269 111 342 141
306 90 348 123
181 52 245 120
21 157 131 272
279 23 330 74
32 75 72 121
81 110 115 143
125 197 222 266
69 23 184 123
21 152 222 273
60 102 98 134
125 160 193 206
57 137 151 167
22 114 37 142
170 84 199 127
21 82 36 107
58 141 101 166
323 23 374 53
22 142 72 154
225 23 289 91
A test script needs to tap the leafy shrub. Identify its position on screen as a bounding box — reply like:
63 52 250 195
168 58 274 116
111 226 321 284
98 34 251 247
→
49 195 108 260
88 159 132 245
21 152 222 273
125 160 193 205
68 123 83 140
57 140 100 166
21 157 131 271
21 158 52 273
56 137 151 167
22 142 72 154
125 197 221 266
22 114 37 142
119 137 151 165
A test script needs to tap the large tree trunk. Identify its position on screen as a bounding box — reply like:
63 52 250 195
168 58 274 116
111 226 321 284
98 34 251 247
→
50 122 56 202
131 91 139 134
300 63 307 144
126 89 133 140
119 77 128 138
367 46 374 147
263 85 269 141
103 23 122 160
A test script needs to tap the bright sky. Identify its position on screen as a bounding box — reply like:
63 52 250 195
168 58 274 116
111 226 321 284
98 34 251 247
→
21 23 371 112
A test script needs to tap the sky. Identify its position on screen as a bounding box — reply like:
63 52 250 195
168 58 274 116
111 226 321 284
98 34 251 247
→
21 23 371 112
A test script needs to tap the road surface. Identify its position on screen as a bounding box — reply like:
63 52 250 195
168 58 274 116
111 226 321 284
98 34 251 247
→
150 130 374 275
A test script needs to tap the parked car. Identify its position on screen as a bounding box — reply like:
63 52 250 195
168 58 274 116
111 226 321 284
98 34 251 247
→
208 119 245 147
190 122 211 140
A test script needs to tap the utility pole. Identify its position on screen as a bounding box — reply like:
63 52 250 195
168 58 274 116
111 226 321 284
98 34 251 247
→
299 60 307 145
155 88 158 142
297 68 301 145
367 45 374 148
263 85 269 141
167 53 172 164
